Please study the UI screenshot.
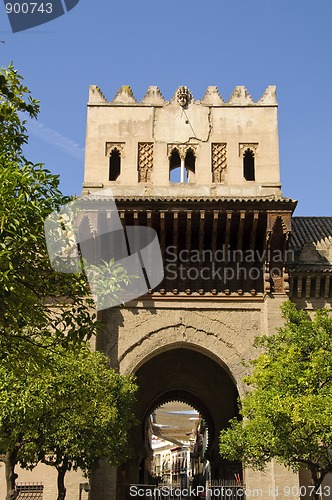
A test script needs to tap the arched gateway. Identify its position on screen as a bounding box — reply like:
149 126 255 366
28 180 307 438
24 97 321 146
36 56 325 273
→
122 346 239 487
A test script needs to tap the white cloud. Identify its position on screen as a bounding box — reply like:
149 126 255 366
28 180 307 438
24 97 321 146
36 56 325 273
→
27 119 85 161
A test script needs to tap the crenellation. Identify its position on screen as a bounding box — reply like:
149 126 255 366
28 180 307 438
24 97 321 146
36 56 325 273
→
257 85 278 105
6 77 330 500
88 85 278 106
111 85 137 104
201 85 225 105
227 85 255 105
89 84 107 103
141 85 165 105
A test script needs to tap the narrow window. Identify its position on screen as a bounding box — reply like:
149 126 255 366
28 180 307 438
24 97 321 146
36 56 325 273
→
109 149 121 181
169 148 182 182
243 148 255 181
185 149 195 175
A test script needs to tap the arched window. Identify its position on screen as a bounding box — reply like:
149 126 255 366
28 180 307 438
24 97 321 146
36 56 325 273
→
109 149 121 181
185 148 195 176
243 148 255 181
169 147 196 183
169 148 182 182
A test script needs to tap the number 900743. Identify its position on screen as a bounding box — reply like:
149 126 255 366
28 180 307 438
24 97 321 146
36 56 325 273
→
5 2 53 14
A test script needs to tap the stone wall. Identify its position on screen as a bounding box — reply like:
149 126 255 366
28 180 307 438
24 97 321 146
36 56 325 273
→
83 85 281 199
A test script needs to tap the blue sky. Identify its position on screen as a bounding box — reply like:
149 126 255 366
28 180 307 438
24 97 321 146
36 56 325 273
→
0 0 331 215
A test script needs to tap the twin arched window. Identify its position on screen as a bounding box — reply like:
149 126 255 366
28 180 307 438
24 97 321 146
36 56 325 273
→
169 148 196 183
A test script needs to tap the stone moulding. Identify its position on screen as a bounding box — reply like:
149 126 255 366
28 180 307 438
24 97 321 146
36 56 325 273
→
138 143 154 183
168 86 194 106
267 212 292 235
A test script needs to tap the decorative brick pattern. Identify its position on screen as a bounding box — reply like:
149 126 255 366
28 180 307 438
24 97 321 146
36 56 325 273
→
138 143 154 183
211 143 227 182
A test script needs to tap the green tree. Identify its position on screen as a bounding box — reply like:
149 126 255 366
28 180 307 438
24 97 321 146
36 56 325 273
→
36 345 137 500
0 63 138 500
0 338 58 500
0 339 137 500
0 62 39 160
0 65 134 500
219 302 332 500
0 64 98 347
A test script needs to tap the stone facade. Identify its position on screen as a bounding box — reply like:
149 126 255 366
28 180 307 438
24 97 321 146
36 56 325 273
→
83 84 281 198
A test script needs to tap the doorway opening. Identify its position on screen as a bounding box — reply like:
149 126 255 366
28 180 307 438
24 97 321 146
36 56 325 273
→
117 347 244 499
146 400 209 489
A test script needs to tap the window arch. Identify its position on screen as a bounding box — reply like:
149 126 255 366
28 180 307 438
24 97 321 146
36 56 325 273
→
168 145 197 183
243 148 255 181
169 148 181 172
109 148 121 181
185 148 196 176
169 148 182 182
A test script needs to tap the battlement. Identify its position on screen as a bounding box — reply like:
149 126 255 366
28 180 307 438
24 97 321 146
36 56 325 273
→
88 85 277 107
83 84 281 198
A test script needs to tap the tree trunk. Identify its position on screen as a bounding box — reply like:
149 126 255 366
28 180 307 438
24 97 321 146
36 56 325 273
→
4 449 18 500
56 458 69 500
310 468 326 500
311 484 321 500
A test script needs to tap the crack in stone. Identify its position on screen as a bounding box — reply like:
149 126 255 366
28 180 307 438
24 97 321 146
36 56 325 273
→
184 325 242 356
190 311 247 335
118 321 242 364
152 105 213 144
118 322 184 364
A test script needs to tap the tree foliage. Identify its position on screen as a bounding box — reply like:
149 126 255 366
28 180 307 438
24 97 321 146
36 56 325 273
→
0 63 98 346
0 62 39 160
0 339 137 500
219 301 332 499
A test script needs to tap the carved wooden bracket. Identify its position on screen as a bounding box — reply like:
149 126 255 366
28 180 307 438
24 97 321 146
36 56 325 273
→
265 212 292 294
267 212 292 235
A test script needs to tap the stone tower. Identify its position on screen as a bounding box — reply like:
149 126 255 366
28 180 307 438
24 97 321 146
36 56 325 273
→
81 84 331 500
83 84 297 500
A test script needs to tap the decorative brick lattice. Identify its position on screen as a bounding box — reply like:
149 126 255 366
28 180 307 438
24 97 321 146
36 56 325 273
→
138 143 154 182
211 143 227 182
